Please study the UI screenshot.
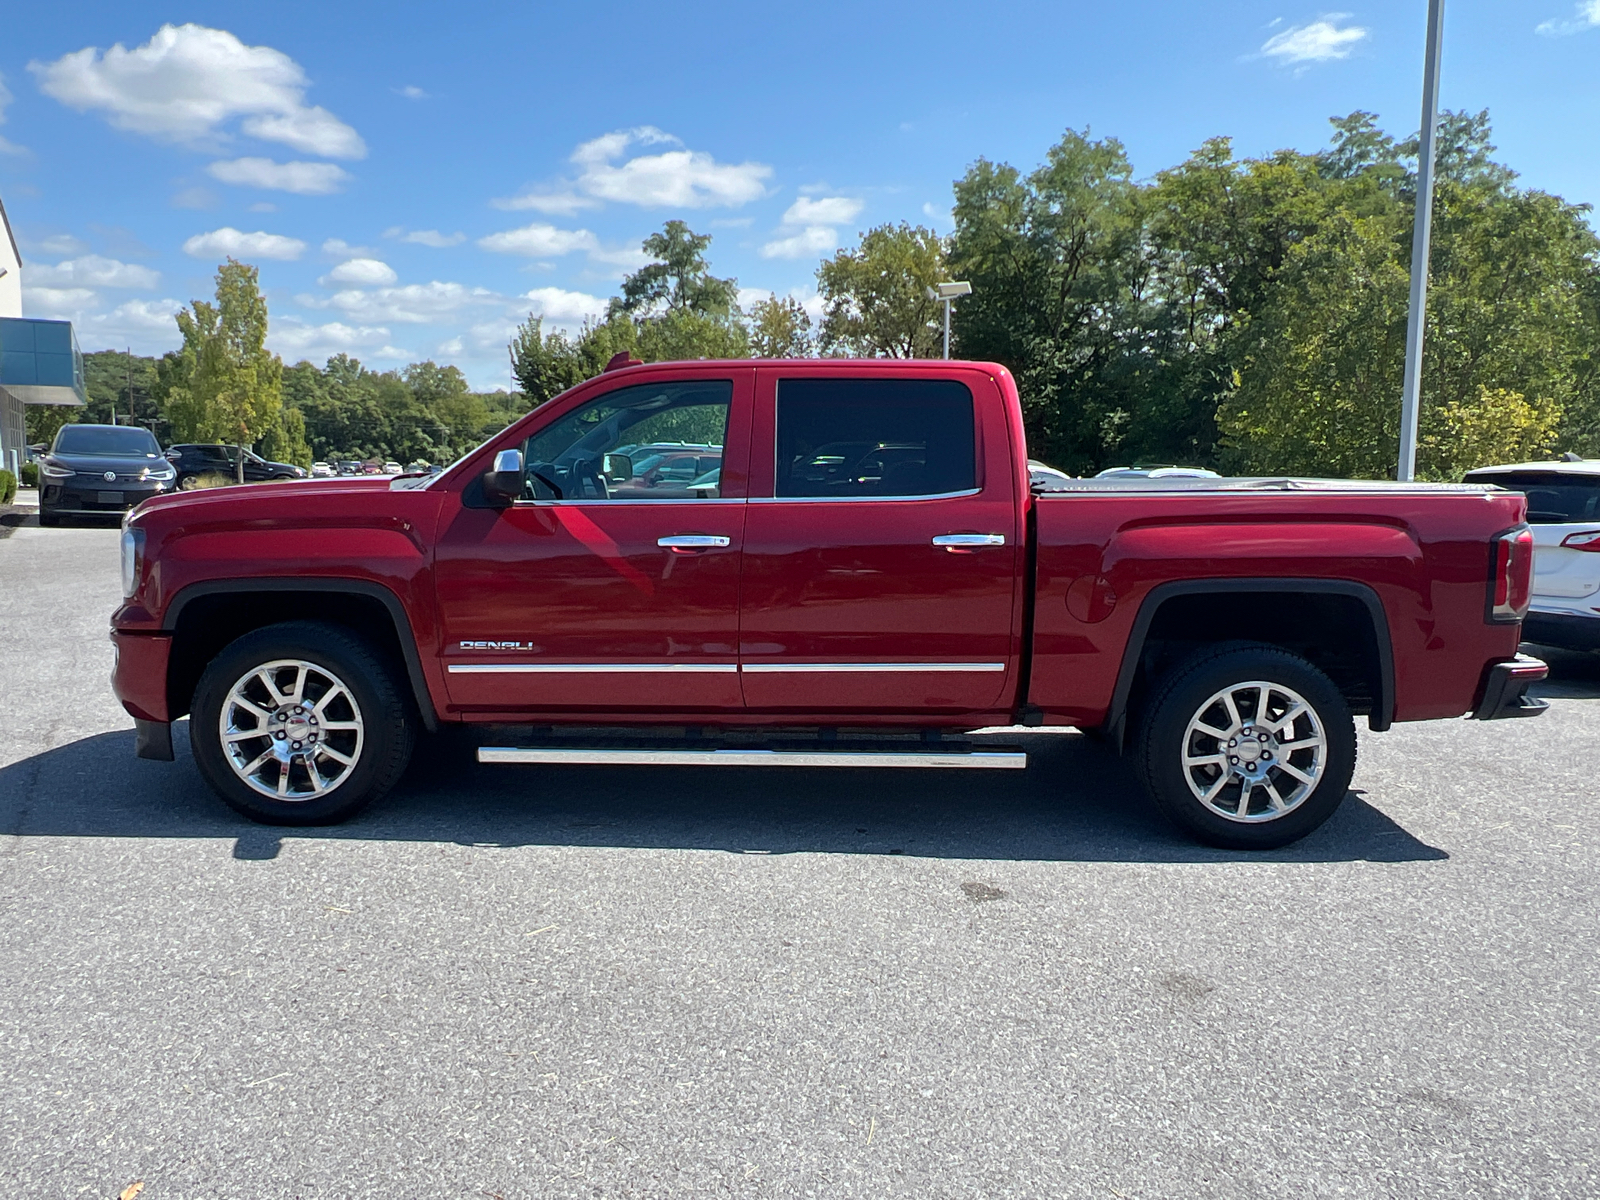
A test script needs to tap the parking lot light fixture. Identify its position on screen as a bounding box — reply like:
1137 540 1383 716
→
926 281 972 359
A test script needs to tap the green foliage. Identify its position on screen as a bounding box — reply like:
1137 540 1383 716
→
509 223 749 402
611 220 740 319
816 223 947 358
949 112 1600 476
19 462 38 489
157 260 284 451
0 469 15 505
747 294 813 358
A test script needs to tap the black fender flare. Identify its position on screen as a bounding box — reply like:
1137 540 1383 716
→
1103 578 1394 749
162 577 439 732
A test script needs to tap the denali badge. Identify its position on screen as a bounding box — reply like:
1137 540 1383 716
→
459 640 541 651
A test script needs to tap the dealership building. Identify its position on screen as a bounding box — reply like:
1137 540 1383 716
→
0 194 88 478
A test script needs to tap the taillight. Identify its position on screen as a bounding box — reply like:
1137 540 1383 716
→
1560 530 1600 552
1488 526 1534 623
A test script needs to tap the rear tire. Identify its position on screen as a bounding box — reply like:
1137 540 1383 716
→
191 621 413 825
1134 643 1357 850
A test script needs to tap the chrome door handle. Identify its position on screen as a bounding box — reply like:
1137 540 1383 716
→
932 533 1006 548
658 535 732 549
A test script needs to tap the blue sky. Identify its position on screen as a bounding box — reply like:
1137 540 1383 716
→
2 0 1598 391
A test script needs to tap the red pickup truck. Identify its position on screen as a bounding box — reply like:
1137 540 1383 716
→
110 358 1547 849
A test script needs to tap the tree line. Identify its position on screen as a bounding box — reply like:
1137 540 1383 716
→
32 107 1600 479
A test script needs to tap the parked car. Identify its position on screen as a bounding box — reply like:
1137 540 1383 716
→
1095 466 1222 479
164 444 307 489
383 461 403 475
35 424 174 525
311 461 335 478
112 359 1545 849
335 461 363 476
1464 458 1600 651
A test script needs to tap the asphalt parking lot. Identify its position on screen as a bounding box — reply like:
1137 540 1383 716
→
1 514 1596 1199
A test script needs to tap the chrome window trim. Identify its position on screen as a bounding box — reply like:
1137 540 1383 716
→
449 662 738 674
750 487 982 504
509 497 747 507
740 661 1006 674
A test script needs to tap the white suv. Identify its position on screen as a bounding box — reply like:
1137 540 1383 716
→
1464 459 1600 652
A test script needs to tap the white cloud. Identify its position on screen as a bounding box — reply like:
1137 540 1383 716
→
247 201 278 213
761 226 839 260
491 190 599 215
586 244 654 271
29 255 161 289
477 223 599 257
437 336 464 356
322 258 398 286
171 187 217 209
30 233 91 256
396 85 428 100
297 280 500 324
30 23 366 158
1536 0 1600 35
207 156 352 194
23 286 99 314
182 226 307 260
321 237 372 257
1261 16 1369 63
392 228 466 248
494 126 771 211
520 286 608 324
43 296 186 352
269 317 407 362
782 196 862 225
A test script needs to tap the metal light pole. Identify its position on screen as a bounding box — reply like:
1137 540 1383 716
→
1398 0 1446 482
927 281 972 358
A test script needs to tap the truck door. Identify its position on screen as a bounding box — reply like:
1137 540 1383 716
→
737 368 1021 715
432 369 752 714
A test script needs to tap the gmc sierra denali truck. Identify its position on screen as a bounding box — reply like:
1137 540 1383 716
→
110 358 1548 849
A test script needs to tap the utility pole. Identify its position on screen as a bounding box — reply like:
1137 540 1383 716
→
1398 0 1446 482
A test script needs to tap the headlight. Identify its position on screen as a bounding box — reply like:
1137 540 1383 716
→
143 465 177 482
120 527 146 598
40 460 74 479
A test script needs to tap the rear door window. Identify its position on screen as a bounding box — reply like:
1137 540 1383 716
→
774 378 976 498
1465 472 1600 523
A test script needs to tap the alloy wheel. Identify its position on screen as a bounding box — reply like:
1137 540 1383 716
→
219 658 365 800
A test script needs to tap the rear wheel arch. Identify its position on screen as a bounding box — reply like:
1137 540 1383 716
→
162 579 439 732
1102 579 1394 749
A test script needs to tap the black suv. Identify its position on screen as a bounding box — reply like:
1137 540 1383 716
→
165 444 307 490
36 424 175 525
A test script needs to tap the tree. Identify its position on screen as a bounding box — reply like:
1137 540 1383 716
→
950 130 1153 470
747 294 813 358
157 259 284 480
510 315 592 406
610 220 740 319
816 223 947 359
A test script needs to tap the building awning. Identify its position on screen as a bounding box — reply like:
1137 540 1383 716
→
0 316 87 407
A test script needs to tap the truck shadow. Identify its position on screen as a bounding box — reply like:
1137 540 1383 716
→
1 724 1446 865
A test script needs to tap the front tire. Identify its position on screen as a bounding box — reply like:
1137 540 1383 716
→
1134 644 1357 850
191 621 414 825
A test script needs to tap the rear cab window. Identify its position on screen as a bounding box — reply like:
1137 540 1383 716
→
773 377 977 498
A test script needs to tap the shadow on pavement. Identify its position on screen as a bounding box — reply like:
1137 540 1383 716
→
1525 643 1600 700
1 723 1447 866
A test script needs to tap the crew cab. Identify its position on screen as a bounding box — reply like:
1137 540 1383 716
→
110 359 1547 849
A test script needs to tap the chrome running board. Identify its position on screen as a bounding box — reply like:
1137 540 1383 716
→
478 747 1026 769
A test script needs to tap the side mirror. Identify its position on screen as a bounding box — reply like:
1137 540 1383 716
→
482 448 523 505
602 452 633 482
29 444 46 454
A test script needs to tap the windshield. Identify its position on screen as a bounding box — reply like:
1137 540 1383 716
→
54 426 162 457
1465 471 1600 524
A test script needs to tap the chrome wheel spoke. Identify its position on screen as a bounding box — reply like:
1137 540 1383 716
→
221 658 364 803
1183 679 1323 824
